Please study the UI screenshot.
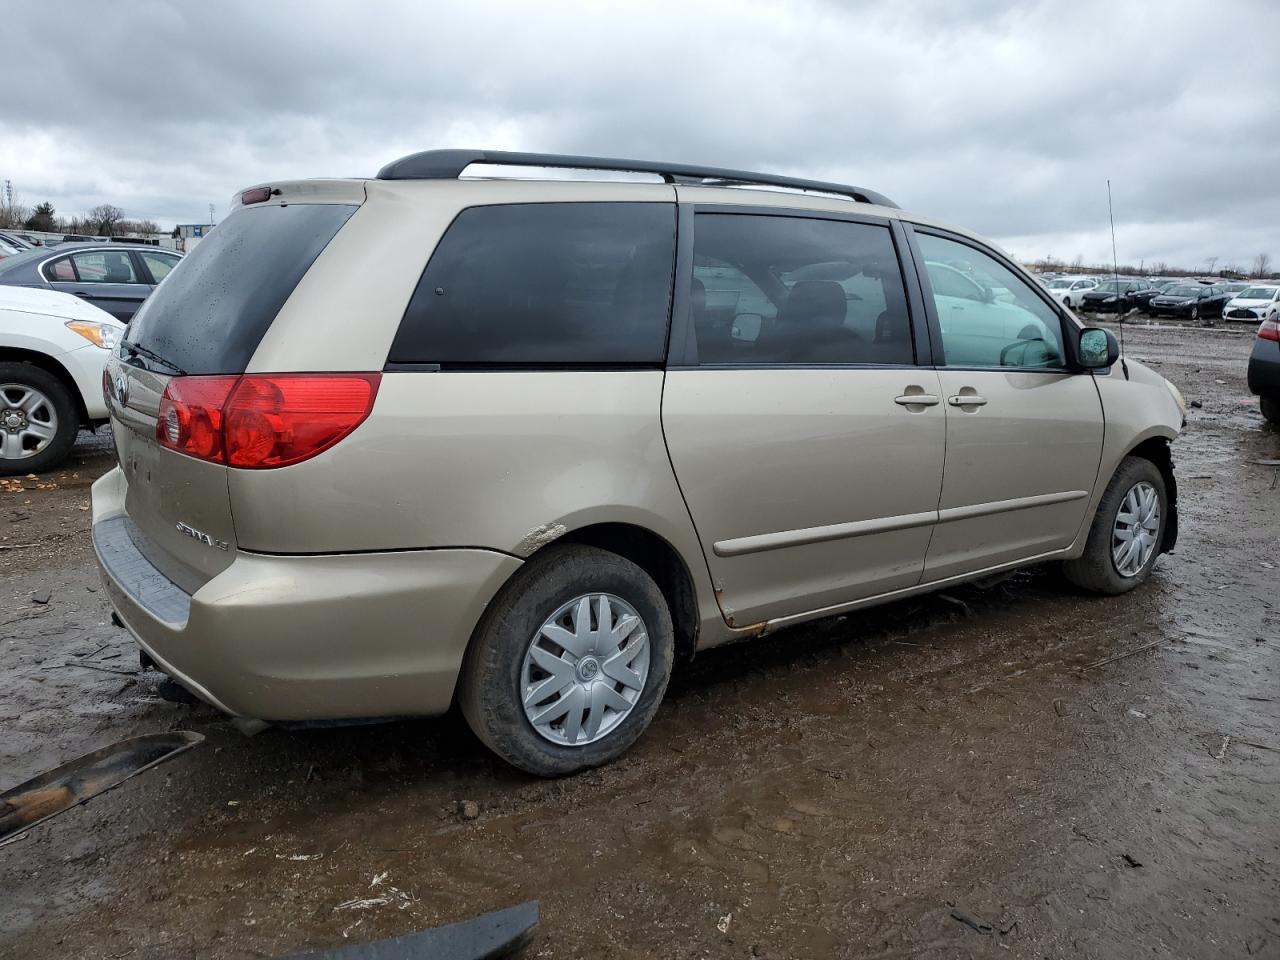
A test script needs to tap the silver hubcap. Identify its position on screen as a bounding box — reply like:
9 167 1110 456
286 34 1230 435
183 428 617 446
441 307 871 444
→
521 593 650 747
0 383 58 461
1112 481 1160 578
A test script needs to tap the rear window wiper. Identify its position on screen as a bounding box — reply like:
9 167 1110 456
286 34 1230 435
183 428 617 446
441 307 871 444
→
121 341 187 376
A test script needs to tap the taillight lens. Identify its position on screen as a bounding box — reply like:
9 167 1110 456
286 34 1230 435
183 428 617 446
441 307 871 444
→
1259 319 1280 342
156 374 380 468
156 376 238 463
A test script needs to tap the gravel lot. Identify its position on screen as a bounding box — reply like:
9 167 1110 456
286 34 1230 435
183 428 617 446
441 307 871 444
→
1 321 1277 959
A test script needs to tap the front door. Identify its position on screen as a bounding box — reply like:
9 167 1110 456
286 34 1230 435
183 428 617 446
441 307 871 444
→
910 230 1105 581
662 210 945 627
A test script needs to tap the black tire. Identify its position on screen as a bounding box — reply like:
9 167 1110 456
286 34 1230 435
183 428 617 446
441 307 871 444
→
1190 305 1199 322
1062 456 1167 595
1261 395 1280 426
0 362 78 477
458 544 675 777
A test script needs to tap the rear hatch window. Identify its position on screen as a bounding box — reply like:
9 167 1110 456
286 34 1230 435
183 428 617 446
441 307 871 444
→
123 202 357 375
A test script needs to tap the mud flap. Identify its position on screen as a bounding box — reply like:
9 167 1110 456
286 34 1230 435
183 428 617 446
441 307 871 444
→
0 731 204 844
281 901 539 959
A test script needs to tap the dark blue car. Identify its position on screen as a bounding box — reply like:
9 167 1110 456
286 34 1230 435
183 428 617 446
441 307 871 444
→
0 242 182 322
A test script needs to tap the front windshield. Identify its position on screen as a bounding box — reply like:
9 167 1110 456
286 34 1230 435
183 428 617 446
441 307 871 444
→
1093 280 1123 292
1239 286 1278 300
1164 285 1203 298
1048 279 1073 289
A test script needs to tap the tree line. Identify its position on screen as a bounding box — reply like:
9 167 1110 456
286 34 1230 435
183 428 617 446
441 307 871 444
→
1030 251 1274 280
0 200 160 237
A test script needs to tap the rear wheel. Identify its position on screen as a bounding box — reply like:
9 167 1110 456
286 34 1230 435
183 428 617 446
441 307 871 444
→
0 362 78 477
1063 456 1167 595
458 544 674 777
1190 305 1200 322
1262 396 1280 426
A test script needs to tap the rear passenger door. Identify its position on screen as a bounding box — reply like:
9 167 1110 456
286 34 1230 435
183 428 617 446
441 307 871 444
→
908 228 1104 582
662 210 944 628
45 249 150 321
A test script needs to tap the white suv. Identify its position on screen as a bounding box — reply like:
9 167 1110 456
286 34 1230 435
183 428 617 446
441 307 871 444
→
1045 276 1099 310
1 285 122 473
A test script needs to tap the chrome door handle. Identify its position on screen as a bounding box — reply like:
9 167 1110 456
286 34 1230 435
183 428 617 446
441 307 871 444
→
948 394 988 407
894 393 940 407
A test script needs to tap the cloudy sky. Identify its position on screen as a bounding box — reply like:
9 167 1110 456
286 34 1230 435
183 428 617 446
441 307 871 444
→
4 0 1277 271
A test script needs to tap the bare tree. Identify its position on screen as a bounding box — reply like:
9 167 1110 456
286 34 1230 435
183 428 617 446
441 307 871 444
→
1204 256 1219 275
1071 253 1084 272
1253 253 1273 278
88 203 125 236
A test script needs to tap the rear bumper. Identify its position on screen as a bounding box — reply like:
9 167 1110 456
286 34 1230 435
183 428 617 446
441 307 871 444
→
91 467 521 721
1248 339 1280 398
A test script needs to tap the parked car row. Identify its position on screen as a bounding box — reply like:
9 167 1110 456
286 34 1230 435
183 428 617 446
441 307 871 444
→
1037 273 1276 323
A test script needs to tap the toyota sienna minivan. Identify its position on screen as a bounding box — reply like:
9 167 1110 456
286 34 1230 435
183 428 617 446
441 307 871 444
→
93 150 1185 775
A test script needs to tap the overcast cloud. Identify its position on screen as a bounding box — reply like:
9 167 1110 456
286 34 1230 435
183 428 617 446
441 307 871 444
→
4 0 1277 270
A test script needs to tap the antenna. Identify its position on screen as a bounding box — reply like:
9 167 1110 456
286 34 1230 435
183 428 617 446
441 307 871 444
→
1107 179 1129 379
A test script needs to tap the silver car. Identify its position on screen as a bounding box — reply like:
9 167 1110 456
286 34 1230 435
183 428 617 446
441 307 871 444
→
92 150 1185 775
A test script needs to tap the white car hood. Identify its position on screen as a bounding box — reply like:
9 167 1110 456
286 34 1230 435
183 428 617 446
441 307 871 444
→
0 284 120 325
1226 298 1271 308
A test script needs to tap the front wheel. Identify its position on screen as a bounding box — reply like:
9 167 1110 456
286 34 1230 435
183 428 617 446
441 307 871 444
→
1262 395 1280 426
0 362 79 477
458 544 674 776
1190 305 1199 322
1062 456 1167 595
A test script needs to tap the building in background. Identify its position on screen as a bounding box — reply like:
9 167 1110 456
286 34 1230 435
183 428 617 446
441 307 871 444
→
174 223 215 252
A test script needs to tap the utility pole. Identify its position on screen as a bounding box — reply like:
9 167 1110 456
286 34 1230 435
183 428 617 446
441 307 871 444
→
208 203 215 226
3 180 11 209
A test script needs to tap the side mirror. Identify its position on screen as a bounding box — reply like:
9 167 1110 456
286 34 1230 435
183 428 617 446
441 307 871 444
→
1078 327 1119 369
730 313 762 343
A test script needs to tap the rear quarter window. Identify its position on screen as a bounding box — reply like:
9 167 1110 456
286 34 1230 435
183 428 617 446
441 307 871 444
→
389 202 676 367
124 203 357 375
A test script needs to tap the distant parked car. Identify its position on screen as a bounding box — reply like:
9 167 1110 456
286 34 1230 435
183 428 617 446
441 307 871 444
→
1134 280 1179 314
1247 316 1280 425
0 242 182 322
1146 283 1231 321
1045 276 1099 310
0 285 122 473
1220 282 1251 298
0 237 24 260
1223 285 1280 324
0 232 33 250
1079 278 1152 313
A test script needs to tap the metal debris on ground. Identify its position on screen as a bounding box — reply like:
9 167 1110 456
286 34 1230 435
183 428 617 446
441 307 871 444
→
949 908 994 935
281 900 539 960
0 732 204 843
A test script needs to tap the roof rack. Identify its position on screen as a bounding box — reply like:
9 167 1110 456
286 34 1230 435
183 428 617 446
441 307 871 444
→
375 149 898 209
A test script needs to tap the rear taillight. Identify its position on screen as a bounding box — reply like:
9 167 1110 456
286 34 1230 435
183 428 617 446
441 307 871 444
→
156 374 380 468
157 376 238 463
1259 319 1280 342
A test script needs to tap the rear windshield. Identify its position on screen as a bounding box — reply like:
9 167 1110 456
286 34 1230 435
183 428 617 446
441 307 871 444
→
123 203 356 374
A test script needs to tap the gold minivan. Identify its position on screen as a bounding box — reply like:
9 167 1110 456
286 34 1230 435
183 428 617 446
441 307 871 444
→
92 150 1185 775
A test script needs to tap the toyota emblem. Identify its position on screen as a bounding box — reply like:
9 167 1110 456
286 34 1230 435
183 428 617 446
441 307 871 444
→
114 372 129 406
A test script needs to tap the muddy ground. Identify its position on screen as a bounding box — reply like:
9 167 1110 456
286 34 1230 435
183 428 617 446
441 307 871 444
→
1 322 1277 959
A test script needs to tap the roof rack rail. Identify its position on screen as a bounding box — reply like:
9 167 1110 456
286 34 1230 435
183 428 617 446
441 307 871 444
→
375 149 898 209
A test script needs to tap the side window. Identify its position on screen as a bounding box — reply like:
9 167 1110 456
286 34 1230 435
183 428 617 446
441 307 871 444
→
390 203 675 366
916 233 1066 369
44 256 76 281
141 251 179 282
688 214 913 366
69 250 139 284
